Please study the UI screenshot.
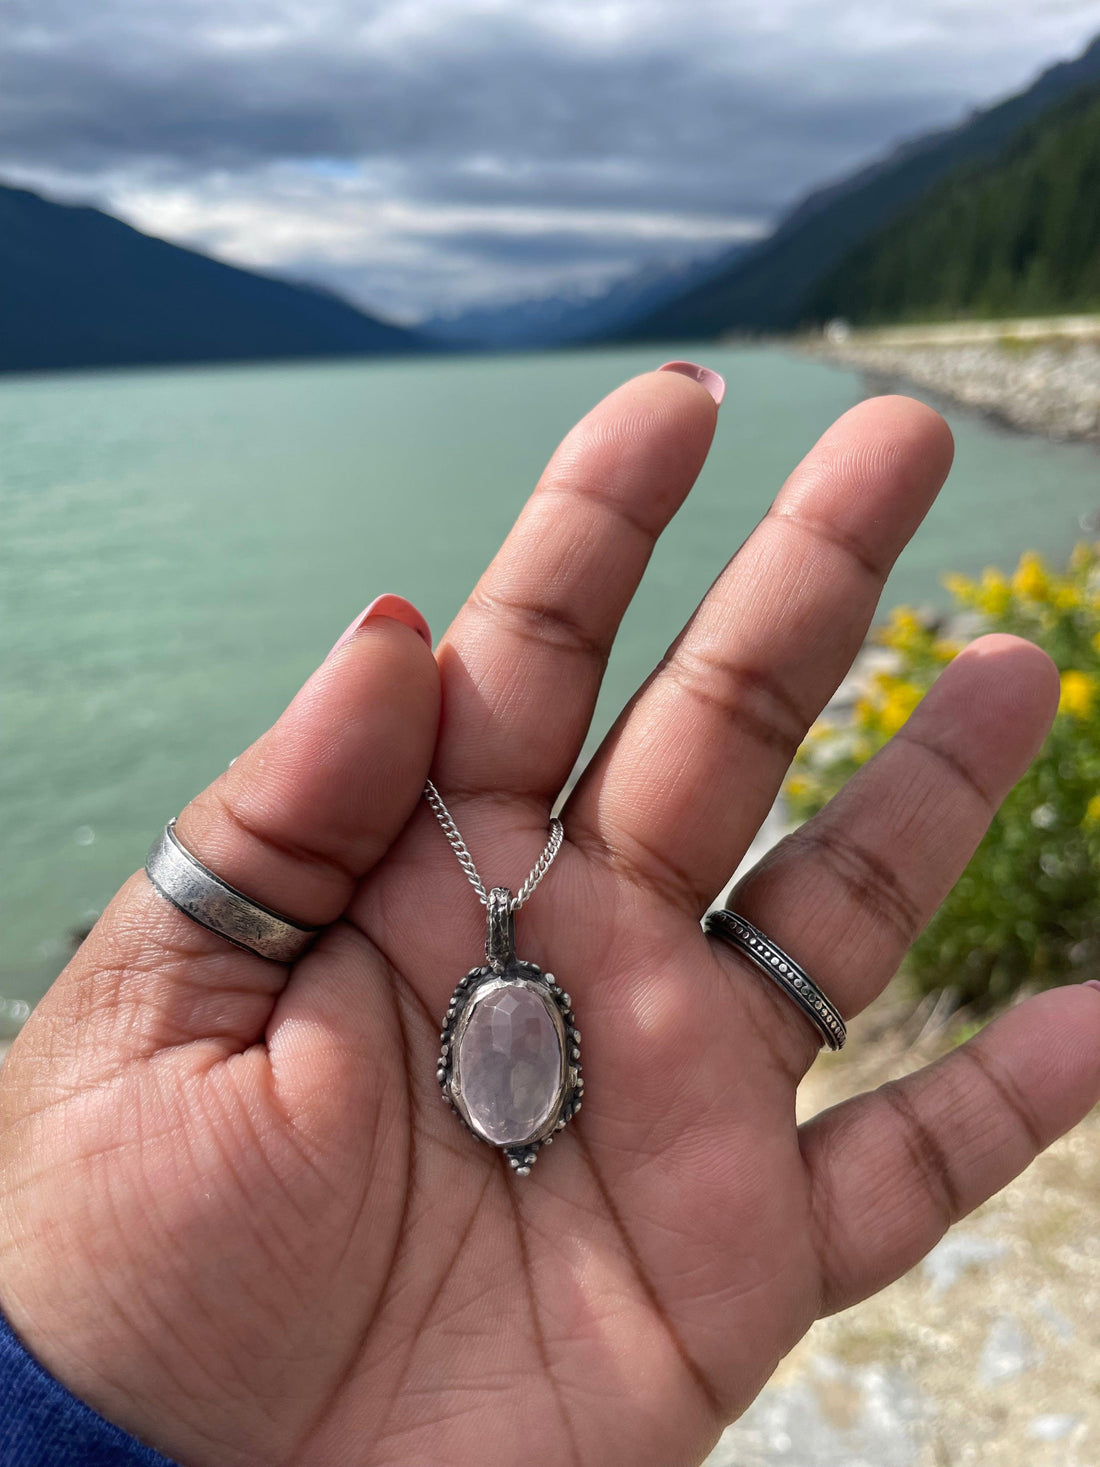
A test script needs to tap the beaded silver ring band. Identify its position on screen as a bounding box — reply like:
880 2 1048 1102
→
704 909 847 1051
145 819 321 964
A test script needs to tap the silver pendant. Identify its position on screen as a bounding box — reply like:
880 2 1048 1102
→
437 887 582 1175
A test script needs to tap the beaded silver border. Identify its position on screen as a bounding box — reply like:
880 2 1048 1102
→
705 910 847 1051
437 962 583 1175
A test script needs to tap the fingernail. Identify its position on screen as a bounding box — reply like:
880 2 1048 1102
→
1085 980 1100 994
332 594 432 654
658 359 726 406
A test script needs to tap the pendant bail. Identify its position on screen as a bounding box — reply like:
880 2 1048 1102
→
485 886 516 971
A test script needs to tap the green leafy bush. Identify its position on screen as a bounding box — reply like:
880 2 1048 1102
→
785 544 1100 1006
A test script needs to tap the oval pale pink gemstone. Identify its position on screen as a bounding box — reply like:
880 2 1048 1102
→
456 984 563 1146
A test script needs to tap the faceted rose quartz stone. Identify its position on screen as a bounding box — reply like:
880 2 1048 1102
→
456 984 563 1146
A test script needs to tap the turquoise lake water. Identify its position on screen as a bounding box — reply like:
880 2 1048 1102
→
2 344 1097 1009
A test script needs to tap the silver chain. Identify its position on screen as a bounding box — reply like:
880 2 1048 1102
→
423 780 564 912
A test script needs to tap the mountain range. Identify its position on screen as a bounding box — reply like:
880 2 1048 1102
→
805 82 1100 325
0 185 429 373
2 34 1097 372
421 244 751 350
622 33 1100 341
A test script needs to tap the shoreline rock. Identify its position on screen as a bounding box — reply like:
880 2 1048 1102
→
803 333 1100 445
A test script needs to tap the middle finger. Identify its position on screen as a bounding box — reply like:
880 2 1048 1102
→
565 395 954 913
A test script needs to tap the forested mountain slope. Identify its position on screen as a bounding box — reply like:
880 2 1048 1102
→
807 85 1100 324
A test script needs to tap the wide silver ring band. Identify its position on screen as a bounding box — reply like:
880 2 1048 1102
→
704 909 847 1051
145 819 320 963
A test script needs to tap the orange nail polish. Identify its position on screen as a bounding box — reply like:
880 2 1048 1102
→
332 594 432 654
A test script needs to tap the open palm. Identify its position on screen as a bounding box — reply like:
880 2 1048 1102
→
3 372 1099 1467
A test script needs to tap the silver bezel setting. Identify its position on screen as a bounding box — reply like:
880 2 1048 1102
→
437 961 583 1175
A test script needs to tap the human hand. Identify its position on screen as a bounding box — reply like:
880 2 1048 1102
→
3 371 1099 1467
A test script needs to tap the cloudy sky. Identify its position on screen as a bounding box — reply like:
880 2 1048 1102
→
3 1 1099 321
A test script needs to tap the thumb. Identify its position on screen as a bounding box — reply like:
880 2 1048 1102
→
179 594 438 924
22 595 440 1076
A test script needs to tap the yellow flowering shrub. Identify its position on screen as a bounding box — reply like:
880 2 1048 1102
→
786 543 1100 1005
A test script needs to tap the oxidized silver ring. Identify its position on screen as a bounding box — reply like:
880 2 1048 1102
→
145 819 321 963
704 909 847 1051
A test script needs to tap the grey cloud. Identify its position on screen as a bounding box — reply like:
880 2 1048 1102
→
1 1 1096 315
290 245 653 321
418 228 659 267
0 3 1025 208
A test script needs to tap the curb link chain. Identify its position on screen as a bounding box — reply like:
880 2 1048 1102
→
423 780 564 912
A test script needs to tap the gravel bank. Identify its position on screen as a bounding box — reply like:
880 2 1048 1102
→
806 336 1100 443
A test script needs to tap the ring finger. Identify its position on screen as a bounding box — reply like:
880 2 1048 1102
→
714 634 1059 1075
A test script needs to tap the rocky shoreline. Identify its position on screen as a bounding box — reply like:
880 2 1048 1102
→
804 326 1100 444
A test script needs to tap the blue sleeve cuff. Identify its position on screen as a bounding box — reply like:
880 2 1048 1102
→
0 1307 180 1466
